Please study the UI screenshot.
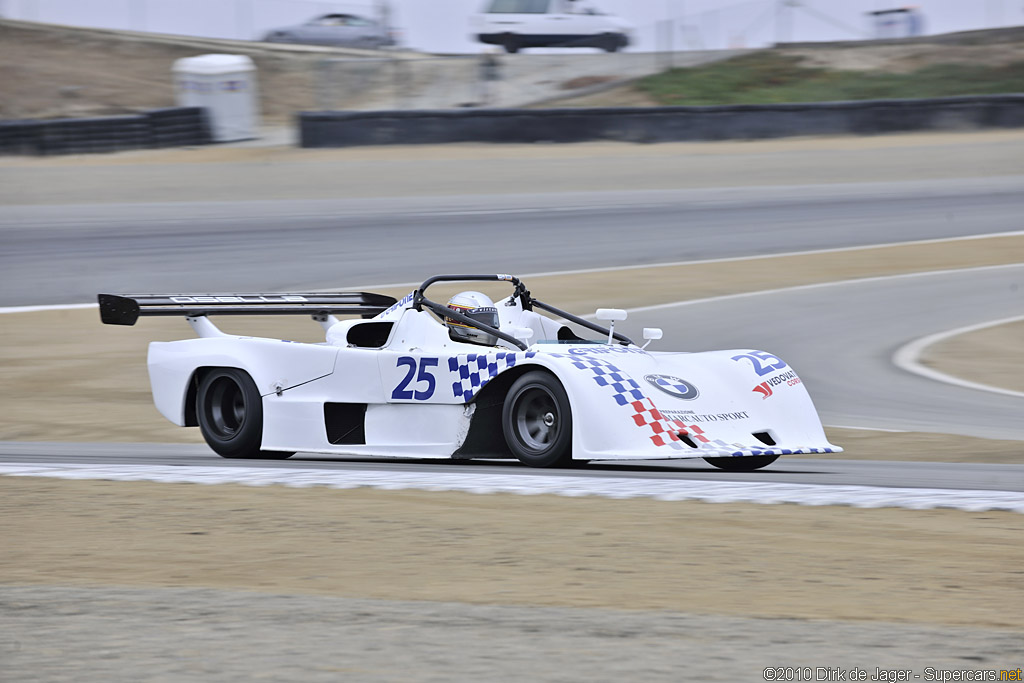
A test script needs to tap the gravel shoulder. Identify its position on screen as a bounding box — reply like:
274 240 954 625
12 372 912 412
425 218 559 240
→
924 320 1024 394
4 585 1020 683
3 478 1022 628
3 130 1023 205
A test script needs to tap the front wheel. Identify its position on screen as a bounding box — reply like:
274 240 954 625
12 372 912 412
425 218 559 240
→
601 34 621 52
703 455 779 471
196 368 293 460
502 34 520 53
502 371 573 468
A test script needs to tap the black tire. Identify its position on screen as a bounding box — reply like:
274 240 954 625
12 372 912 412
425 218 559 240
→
601 34 621 52
502 371 573 468
196 368 293 460
502 34 520 53
703 455 780 471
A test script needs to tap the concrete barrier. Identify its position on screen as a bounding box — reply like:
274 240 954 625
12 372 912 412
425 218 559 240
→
299 95 1024 147
0 107 212 156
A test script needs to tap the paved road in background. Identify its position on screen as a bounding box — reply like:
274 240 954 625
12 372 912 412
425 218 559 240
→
630 265 1024 441
2 177 1022 306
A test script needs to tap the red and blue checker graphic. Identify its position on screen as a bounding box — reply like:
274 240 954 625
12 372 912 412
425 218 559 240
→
551 355 704 451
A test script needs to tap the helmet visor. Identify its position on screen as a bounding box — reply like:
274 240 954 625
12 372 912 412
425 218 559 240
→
447 306 499 333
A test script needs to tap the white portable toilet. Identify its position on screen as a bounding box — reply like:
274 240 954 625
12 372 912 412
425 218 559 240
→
173 54 259 142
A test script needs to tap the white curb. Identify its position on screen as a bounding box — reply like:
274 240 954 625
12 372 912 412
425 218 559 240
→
2 463 1022 513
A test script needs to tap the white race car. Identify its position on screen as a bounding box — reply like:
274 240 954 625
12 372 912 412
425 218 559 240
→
99 274 840 470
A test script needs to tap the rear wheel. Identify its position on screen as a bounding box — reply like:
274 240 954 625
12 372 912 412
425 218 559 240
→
502 34 520 53
601 34 621 52
703 455 779 471
196 368 293 460
502 371 573 468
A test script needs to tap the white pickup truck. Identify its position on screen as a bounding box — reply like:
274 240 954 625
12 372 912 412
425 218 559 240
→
472 0 633 53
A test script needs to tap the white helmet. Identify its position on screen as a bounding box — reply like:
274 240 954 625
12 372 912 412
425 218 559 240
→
446 291 499 346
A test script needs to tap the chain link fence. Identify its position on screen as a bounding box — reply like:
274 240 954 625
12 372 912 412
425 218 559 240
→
310 50 688 111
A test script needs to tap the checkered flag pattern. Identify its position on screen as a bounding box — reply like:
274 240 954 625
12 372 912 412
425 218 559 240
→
553 355 706 452
449 351 537 402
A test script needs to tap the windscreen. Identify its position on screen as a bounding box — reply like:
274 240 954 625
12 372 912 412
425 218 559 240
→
486 0 550 13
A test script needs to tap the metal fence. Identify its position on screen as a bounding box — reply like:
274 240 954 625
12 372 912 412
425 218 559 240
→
310 49 697 111
314 57 480 111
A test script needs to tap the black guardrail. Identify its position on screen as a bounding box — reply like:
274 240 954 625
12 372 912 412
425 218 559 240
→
299 95 1024 148
0 107 212 155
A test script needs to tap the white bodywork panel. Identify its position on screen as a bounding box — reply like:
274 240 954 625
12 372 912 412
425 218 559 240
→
474 1 632 38
146 293 841 461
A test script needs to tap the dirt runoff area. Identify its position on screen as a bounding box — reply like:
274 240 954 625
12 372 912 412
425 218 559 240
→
925 320 1024 394
2 477 1023 630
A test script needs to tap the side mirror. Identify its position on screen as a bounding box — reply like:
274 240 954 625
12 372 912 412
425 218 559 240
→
595 308 627 344
595 308 627 322
642 327 663 350
513 327 534 342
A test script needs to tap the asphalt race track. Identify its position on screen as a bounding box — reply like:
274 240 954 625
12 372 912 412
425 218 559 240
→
1 174 1022 494
1 177 1022 306
631 264 1024 441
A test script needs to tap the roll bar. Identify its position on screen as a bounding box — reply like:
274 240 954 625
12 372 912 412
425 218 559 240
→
413 274 634 348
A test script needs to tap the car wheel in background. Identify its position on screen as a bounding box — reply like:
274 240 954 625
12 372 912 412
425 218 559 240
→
502 34 521 53
703 455 780 471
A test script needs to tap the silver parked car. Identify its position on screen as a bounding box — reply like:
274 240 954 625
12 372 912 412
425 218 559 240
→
262 13 395 49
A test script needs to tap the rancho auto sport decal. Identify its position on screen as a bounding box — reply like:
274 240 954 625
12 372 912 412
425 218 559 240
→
660 409 750 424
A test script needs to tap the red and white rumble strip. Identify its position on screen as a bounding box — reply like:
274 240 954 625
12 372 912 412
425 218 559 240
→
1 464 1022 513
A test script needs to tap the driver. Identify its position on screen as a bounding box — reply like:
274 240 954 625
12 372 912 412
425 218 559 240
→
445 291 500 346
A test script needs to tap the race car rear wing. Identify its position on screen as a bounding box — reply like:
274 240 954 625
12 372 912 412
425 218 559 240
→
98 292 398 326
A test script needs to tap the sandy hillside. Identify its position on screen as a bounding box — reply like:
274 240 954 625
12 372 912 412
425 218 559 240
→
4 20 1024 121
542 26 1024 107
0 19 396 123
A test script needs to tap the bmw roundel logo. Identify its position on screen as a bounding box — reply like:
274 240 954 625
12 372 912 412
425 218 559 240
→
644 374 699 400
